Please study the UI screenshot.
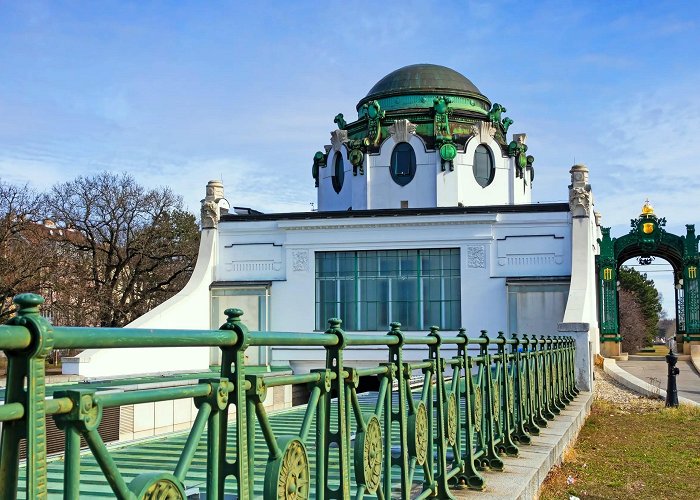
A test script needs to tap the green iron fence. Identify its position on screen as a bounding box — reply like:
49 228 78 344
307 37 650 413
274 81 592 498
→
0 293 578 499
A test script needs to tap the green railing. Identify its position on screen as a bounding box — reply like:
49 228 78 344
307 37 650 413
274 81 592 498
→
0 293 578 499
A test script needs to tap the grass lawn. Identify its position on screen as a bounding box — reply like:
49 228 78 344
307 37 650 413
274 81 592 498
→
539 400 700 499
633 345 671 356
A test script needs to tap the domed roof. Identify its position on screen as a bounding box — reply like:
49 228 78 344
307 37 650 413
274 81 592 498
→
360 64 483 104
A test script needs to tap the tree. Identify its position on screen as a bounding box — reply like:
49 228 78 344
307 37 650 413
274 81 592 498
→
0 180 54 322
619 288 648 353
657 318 676 340
618 266 662 348
43 172 200 327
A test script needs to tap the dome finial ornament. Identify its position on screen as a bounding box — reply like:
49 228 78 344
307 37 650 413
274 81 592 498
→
641 199 654 216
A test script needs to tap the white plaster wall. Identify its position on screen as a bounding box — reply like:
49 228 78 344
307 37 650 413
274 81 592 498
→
317 131 532 211
64 206 576 380
352 153 368 210
62 230 219 379
223 211 571 351
368 135 436 210
318 147 352 212
457 135 511 206
563 206 601 354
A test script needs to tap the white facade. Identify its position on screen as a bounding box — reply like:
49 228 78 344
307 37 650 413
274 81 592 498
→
63 65 599 391
65 197 601 383
318 130 531 212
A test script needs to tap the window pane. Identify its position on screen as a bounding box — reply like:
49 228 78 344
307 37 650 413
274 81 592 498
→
390 143 416 186
316 249 461 331
473 144 494 188
332 152 344 194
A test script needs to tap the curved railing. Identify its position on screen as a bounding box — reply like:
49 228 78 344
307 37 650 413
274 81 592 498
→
0 293 578 499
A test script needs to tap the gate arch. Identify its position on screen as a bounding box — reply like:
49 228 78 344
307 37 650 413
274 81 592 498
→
597 201 700 356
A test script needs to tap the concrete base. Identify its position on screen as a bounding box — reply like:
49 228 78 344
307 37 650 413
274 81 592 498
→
600 341 621 358
691 344 700 375
453 391 593 499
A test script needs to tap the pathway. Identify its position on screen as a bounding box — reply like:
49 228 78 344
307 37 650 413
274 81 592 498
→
617 358 700 403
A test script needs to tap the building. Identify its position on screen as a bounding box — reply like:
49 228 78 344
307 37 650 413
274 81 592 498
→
64 64 599 390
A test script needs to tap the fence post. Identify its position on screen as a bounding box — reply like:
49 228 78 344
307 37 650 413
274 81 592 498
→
496 332 518 456
219 308 251 499
324 318 351 498
0 294 54 500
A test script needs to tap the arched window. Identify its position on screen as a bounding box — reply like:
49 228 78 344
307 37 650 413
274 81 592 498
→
473 144 494 188
390 142 416 186
332 152 344 193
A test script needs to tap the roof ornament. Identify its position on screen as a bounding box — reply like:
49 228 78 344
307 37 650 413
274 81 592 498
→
200 180 227 229
487 103 513 135
361 100 385 149
641 199 654 216
312 151 327 188
508 134 530 178
433 96 456 171
334 113 347 130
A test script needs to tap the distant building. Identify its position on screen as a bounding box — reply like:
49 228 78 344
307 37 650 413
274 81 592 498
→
65 65 599 390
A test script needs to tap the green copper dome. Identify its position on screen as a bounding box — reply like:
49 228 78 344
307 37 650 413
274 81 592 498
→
360 64 482 101
356 64 490 114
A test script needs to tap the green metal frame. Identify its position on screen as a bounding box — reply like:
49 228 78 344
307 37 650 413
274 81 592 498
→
0 293 578 499
597 212 700 346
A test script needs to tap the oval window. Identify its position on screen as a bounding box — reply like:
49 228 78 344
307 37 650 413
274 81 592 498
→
332 152 344 193
390 142 416 186
473 144 494 188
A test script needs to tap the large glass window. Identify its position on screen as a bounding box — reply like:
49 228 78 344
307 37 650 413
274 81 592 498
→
332 152 344 193
390 142 417 186
473 144 494 187
315 249 461 331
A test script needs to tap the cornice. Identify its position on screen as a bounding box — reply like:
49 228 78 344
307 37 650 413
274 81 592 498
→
277 214 499 231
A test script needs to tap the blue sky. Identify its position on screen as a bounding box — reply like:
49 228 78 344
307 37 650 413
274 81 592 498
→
1 0 699 313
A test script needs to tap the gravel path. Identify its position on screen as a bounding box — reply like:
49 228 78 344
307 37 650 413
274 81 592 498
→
593 367 664 412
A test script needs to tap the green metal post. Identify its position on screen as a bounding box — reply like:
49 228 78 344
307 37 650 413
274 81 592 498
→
0 294 55 500
218 308 250 499
479 331 503 471
455 329 484 490
63 423 82 499
428 327 455 499
385 322 410 497
496 332 518 456
324 318 351 498
315 369 330 499
509 334 531 444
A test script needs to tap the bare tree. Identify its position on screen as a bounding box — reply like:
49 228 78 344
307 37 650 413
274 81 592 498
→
44 172 200 327
619 288 648 353
0 180 54 322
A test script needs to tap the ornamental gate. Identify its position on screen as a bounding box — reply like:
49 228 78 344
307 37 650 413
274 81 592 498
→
0 293 579 499
597 202 700 356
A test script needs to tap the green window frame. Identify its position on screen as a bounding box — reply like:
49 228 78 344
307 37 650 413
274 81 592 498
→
315 249 461 331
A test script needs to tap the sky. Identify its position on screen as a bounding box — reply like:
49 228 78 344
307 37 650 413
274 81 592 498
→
1 0 699 314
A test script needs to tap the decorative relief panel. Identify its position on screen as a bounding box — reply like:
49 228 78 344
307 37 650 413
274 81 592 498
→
467 246 486 268
493 235 567 277
292 249 309 272
225 262 281 272
331 129 349 152
220 243 285 281
388 119 417 143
